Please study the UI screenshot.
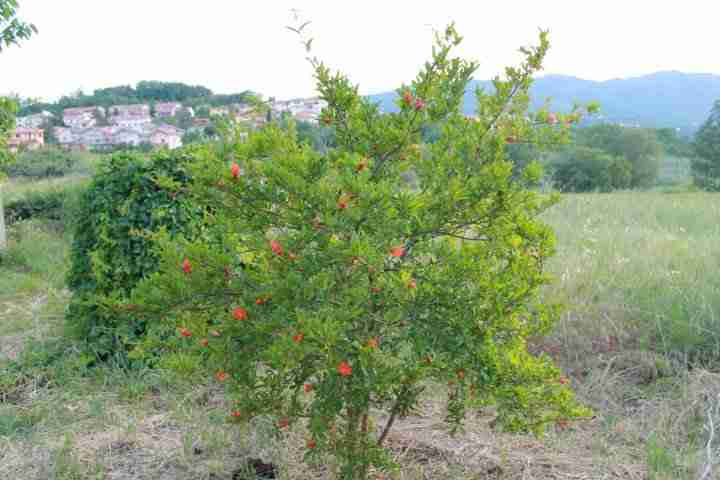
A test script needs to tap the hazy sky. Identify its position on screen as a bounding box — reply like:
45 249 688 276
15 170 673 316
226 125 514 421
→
2 0 719 101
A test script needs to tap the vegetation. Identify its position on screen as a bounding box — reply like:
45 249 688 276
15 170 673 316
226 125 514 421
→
19 81 259 117
551 124 663 192
372 71 720 136
1 0 37 251
2 147 83 178
65 149 205 360
120 25 601 479
692 100 720 190
3 180 84 225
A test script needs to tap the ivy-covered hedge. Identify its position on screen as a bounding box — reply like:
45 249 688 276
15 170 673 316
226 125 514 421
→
66 147 205 360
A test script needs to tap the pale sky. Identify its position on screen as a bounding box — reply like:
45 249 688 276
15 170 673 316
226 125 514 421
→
1 0 719 101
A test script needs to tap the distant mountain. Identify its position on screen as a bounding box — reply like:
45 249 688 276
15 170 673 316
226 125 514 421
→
368 71 720 135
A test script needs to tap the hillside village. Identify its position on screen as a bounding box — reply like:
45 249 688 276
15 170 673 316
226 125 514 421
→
9 96 327 152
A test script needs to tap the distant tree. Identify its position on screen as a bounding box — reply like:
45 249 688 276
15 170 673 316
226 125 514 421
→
1 0 37 251
655 128 693 157
552 145 631 192
692 101 720 190
575 124 661 188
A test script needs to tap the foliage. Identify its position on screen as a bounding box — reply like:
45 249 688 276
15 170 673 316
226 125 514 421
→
19 81 258 117
655 128 693 158
128 25 592 478
0 96 17 171
551 124 662 191
65 148 205 361
574 124 662 188
3 181 85 225
0 0 36 52
692 100 720 190
551 146 632 192
2 147 79 178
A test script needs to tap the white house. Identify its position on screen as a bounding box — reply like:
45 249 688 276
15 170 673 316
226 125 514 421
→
150 125 183 149
154 102 182 118
63 107 101 129
109 104 152 129
17 111 54 129
113 128 144 146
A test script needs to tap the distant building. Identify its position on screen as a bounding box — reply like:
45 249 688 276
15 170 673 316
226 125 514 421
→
272 97 327 124
17 111 54 129
209 106 230 117
112 128 144 147
53 127 76 145
154 102 183 118
63 106 103 129
108 104 152 129
8 127 44 152
150 125 183 149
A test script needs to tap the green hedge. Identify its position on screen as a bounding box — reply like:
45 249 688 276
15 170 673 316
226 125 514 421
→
3 183 85 225
3 147 80 179
65 147 205 362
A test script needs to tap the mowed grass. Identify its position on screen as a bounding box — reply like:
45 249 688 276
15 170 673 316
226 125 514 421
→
1 190 720 478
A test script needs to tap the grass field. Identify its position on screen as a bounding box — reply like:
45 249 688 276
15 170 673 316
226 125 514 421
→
2 178 720 478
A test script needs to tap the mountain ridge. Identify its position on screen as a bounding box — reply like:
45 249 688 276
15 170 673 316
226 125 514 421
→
368 71 720 134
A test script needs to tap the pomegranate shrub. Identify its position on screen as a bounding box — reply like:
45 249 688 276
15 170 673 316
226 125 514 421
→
130 25 594 479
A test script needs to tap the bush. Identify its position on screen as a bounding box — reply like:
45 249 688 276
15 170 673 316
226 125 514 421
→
3 182 85 225
3 147 80 178
552 146 632 192
573 124 662 189
65 148 205 361
129 26 592 478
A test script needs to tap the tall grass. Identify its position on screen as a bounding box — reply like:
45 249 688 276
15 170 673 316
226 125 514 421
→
544 192 720 363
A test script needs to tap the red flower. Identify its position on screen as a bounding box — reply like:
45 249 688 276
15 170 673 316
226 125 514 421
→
304 383 314 393
231 162 241 179
337 199 348 210
278 417 289 429
292 333 305 344
414 98 425 111
255 296 270 305
233 307 248 321
390 246 406 258
182 258 192 274
215 371 229 382
337 361 353 377
402 91 413 106
306 439 317 449
199 338 209 347
180 328 192 338
270 240 283 256
408 279 417 289
559 376 570 385
210 330 221 337
367 337 379 349
230 410 242 418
